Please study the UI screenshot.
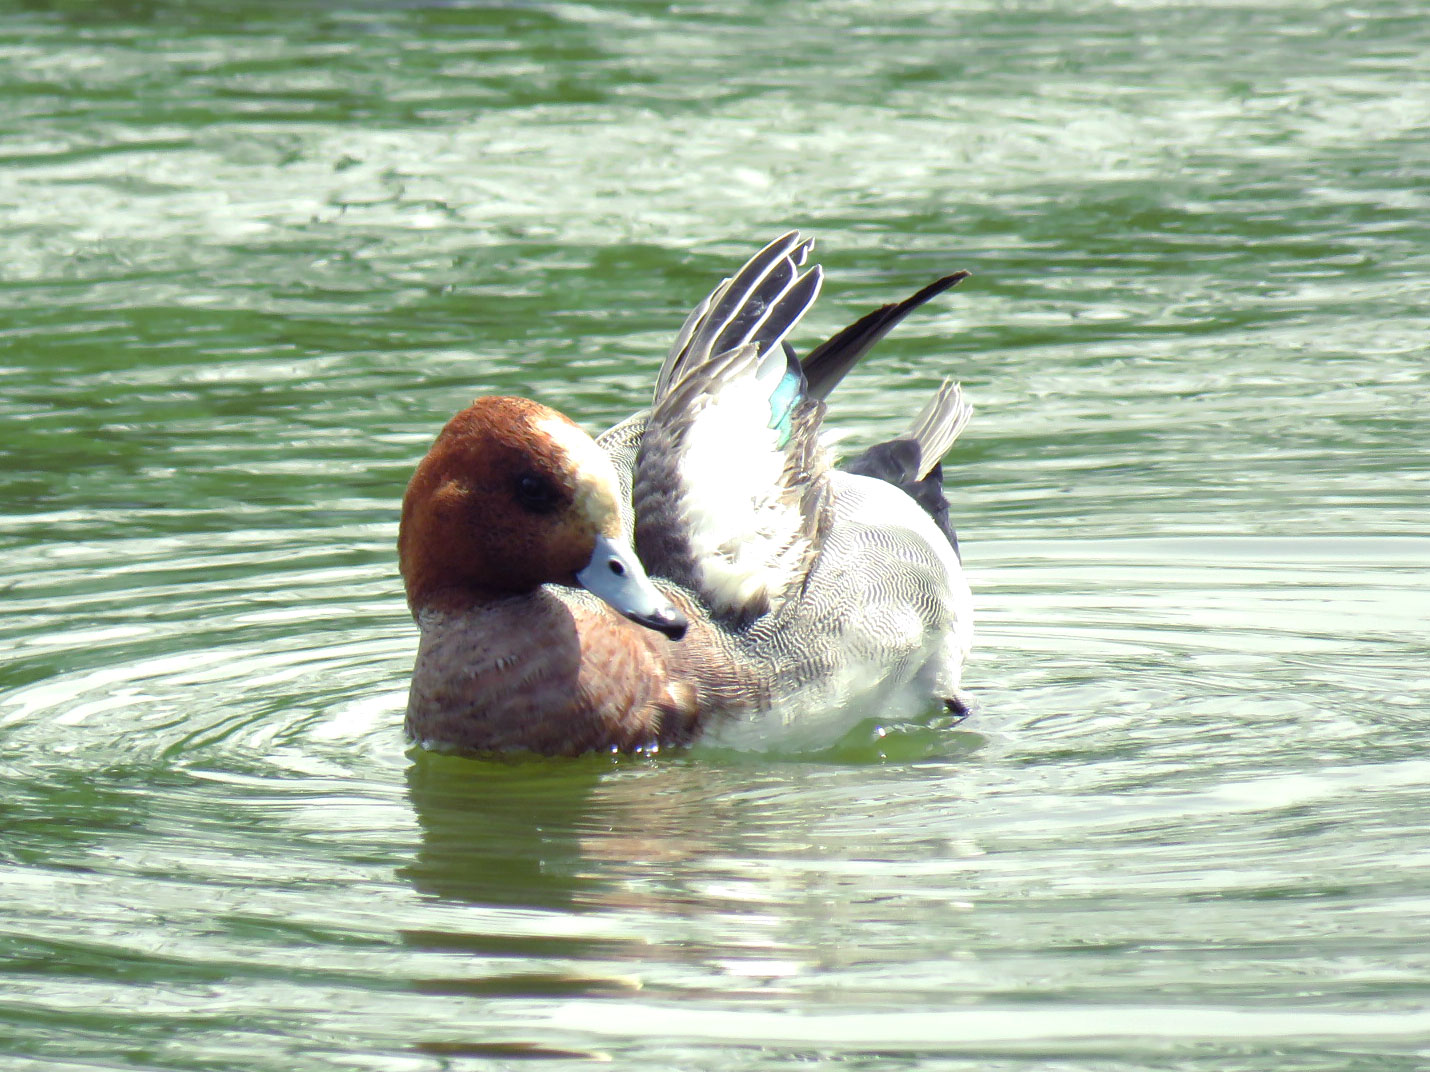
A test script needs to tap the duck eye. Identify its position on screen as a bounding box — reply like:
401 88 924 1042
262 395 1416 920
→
512 472 563 515
608 559 626 576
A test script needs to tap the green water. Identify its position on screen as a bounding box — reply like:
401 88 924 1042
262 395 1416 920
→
3 1 1428 1068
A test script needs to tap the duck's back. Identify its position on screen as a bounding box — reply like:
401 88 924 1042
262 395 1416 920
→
719 469 971 740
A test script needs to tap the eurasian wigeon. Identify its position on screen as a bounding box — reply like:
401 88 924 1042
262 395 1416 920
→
399 232 974 755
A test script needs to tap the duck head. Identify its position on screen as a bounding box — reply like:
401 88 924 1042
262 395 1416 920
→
399 396 687 639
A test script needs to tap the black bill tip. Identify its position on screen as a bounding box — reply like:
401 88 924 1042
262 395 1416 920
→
632 604 687 641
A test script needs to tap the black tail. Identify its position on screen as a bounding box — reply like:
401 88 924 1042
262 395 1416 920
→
840 381 972 556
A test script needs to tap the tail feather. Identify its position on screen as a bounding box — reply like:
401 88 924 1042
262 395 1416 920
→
904 380 973 480
840 379 972 555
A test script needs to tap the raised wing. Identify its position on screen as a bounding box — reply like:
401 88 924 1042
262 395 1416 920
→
633 233 829 624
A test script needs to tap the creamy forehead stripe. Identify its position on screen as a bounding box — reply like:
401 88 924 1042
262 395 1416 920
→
535 413 620 530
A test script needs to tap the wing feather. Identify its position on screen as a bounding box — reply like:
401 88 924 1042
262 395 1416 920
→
634 235 830 622
627 235 970 625
653 231 815 400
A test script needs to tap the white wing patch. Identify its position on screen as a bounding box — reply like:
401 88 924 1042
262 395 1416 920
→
673 367 810 616
634 233 828 620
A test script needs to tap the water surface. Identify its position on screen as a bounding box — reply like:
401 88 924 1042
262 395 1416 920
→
2 1 1428 1069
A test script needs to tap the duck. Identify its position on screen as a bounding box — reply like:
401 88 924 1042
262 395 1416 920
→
399 232 974 756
